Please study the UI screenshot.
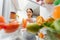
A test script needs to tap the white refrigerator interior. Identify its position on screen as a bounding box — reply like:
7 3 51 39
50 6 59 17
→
0 0 3 16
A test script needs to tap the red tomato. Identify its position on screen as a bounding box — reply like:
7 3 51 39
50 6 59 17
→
0 23 7 30
4 21 19 33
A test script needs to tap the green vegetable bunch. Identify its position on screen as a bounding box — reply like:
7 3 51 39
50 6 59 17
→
26 17 60 34
54 0 60 6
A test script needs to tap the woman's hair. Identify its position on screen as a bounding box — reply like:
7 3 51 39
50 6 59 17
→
26 8 33 13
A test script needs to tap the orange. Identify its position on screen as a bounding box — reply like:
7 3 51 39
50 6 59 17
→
46 17 55 22
0 16 5 23
38 32 44 38
22 19 27 28
36 16 45 25
53 6 60 20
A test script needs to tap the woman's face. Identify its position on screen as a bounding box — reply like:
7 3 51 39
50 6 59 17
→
27 9 33 18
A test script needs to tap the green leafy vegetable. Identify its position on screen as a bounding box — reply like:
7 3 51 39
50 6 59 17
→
53 19 60 34
26 23 43 34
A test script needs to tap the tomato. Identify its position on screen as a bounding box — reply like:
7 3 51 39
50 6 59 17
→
4 21 19 33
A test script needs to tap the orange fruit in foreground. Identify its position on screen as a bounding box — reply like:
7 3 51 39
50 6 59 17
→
22 19 27 28
36 16 45 25
53 6 60 20
4 21 19 33
38 33 44 38
46 17 55 22
0 16 5 23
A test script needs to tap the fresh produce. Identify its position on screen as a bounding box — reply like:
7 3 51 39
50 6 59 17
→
44 18 60 34
4 20 20 33
53 6 60 20
38 32 44 38
44 17 55 27
54 0 60 6
52 19 60 34
22 19 27 28
44 30 57 40
26 23 43 34
26 15 60 40
0 16 20 33
26 17 55 34
46 17 55 22
0 23 7 30
36 16 45 25
0 16 5 23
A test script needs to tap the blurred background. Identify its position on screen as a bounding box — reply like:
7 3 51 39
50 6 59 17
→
0 0 40 23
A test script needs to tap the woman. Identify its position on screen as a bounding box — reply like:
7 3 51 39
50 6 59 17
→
26 8 36 23
22 8 36 28
22 8 36 40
